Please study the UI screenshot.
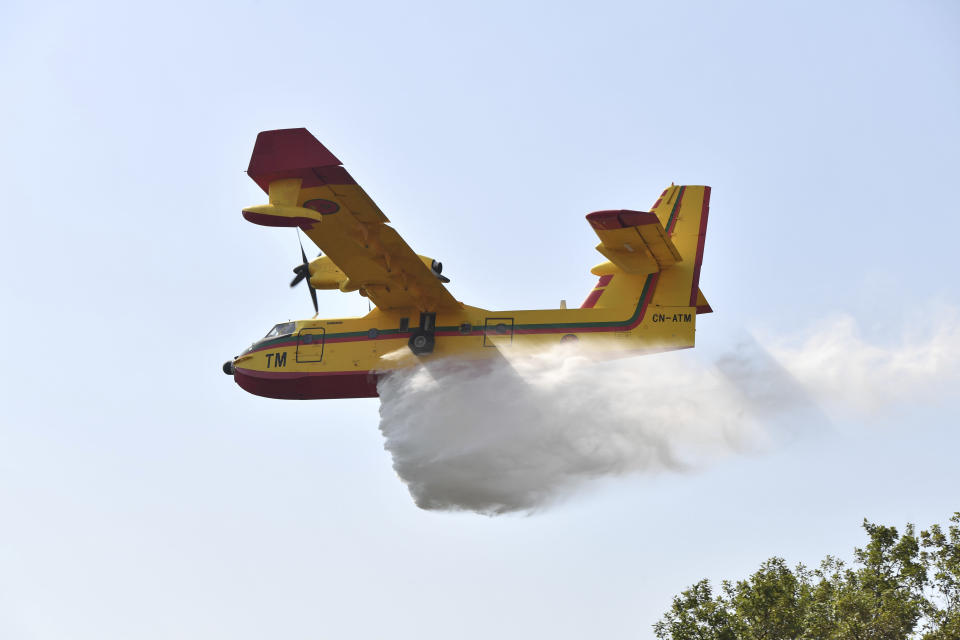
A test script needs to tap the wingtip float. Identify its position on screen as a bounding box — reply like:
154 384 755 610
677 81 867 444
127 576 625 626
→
224 128 712 400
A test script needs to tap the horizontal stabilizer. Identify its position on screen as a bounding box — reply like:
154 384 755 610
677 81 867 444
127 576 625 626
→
586 210 682 275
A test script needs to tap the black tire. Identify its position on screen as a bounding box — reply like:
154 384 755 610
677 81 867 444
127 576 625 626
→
408 329 435 355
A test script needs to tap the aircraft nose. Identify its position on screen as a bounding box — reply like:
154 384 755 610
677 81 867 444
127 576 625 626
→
222 360 235 375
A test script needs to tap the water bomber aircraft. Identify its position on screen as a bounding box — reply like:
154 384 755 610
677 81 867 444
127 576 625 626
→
223 128 712 399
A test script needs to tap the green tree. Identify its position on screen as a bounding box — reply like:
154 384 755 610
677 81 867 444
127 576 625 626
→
654 513 960 640
723 558 809 640
830 520 927 640
920 513 960 639
653 580 736 640
801 555 846 639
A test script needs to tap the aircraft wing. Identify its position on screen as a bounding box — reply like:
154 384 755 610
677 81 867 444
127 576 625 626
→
242 128 460 312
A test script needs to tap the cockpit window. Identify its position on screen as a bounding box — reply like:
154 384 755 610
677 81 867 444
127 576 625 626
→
264 322 296 339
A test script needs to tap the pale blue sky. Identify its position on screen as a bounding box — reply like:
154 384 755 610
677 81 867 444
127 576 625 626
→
1 1 958 638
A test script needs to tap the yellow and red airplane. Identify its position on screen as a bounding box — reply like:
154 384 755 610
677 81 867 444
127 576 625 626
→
223 128 712 399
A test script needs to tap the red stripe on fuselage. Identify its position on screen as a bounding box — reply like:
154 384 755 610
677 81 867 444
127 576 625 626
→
665 187 685 235
580 274 615 309
580 289 603 308
245 273 659 355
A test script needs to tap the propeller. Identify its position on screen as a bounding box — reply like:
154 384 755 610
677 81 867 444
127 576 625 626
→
290 234 319 315
430 259 450 283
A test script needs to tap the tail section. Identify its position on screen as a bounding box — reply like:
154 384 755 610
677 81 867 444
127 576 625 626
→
650 185 711 310
583 185 711 313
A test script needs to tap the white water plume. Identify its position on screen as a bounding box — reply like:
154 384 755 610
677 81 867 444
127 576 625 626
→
765 309 960 413
377 310 960 515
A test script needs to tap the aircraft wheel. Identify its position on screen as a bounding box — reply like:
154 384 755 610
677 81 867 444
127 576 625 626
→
408 330 435 355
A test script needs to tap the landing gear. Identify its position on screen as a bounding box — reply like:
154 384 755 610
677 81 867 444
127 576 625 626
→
408 329 435 355
407 312 437 356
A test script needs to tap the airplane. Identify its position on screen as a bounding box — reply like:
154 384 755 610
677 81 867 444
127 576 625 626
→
223 128 712 400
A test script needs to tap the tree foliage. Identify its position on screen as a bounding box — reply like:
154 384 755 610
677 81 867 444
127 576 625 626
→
654 513 960 640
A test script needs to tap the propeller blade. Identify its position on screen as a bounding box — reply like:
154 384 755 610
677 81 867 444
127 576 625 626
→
299 236 309 266
296 230 319 314
308 282 318 314
290 267 308 288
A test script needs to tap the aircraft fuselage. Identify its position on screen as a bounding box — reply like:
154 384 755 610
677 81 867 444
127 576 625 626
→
224 279 698 400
